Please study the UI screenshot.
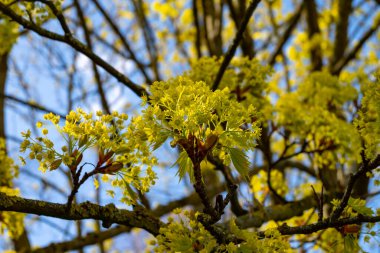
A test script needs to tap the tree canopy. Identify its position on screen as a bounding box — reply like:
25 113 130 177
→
0 0 379 252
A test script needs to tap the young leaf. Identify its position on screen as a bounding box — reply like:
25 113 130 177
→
348 197 374 216
172 150 193 182
344 234 359 253
227 131 255 149
152 130 171 150
227 147 250 178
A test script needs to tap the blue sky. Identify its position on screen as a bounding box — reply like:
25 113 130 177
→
1 0 379 252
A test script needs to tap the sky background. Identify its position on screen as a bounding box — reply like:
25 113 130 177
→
1 0 379 252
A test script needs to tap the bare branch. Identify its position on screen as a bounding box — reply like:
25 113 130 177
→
330 0 352 68
31 226 128 253
268 3 303 66
304 0 323 71
0 2 147 97
331 18 380 75
212 0 261 91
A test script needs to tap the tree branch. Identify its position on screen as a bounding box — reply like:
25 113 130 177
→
268 3 303 66
73 0 111 115
1 93 65 119
258 215 380 237
304 0 323 71
331 18 380 75
0 192 163 235
91 0 152 84
231 195 324 229
31 226 129 253
330 154 380 221
211 0 261 91
330 0 352 68
0 2 147 97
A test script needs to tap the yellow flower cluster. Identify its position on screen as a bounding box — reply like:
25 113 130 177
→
20 108 127 171
151 209 290 252
220 219 290 252
250 170 288 203
141 76 261 174
276 72 361 169
19 108 157 205
354 72 380 160
0 138 18 186
152 1 178 20
0 139 24 239
152 209 218 252
186 57 273 112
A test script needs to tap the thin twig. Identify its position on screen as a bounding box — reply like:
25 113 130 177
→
212 0 261 91
0 2 147 97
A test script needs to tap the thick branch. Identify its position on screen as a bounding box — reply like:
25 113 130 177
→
192 0 202 58
226 0 255 58
35 185 227 252
259 215 380 237
0 193 163 235
304 0 323 71
230 195 325 229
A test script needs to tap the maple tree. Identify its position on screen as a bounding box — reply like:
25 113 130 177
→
0 0 379 252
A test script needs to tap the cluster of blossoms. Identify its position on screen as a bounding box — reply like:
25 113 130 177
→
151 209 289 252
276 72 361 169
140 76 261 177
152 209 218 252
250 170 288 203
186 57 273 114
354 72 380 160
0 138 18 186
0 138 24 239
19 108 157 205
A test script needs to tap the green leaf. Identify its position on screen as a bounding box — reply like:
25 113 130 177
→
348 197 374 216
227 147 250 178
152 130 171 150
172 150 194 182
124 182 138 203
227 131 255 149
344 234 359 253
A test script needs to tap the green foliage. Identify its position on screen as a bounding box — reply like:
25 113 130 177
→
227 147 250 178
332 197 374 218
220 219 290 253
173 150 194 182
19 109 157 205
186 57 273 117
354 71 380 160
152 209 218 253
152 210 290 253
140 76 260 178
0 139 24 239
0 138 18 186
0 0 64 53
276 72 361 169
347 197 374 216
